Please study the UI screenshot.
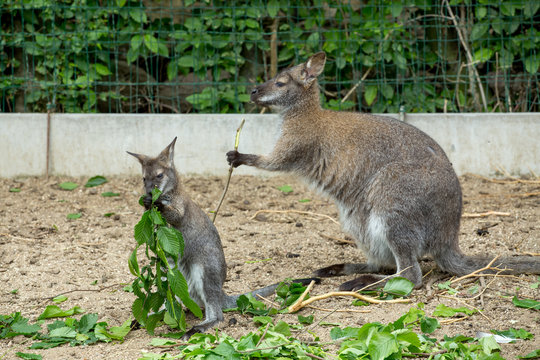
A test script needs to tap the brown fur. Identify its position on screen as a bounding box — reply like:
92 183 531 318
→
227 52 540 290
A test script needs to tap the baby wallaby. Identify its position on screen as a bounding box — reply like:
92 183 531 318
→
227 51 540 291
128 138 316 338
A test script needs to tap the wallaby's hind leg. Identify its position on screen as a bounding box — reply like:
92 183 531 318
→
183 302 224 340
337 250 423 291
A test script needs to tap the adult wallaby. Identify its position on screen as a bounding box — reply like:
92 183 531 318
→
128 138 316 337
227 51 540 291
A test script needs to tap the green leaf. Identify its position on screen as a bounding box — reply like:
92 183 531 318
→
168 269 203 319
78 313 98 334
267 0 279 17
101 192 120 197
420 317 439 333
473 48 493 63
519 349 540 359
128 247 140 276
15 353 42 360
368 331 399 360
364 85 378 106
476 6 487 19
144 34 159 54
67 213 82 220
383 277 414 297
130 35 143 51
49 326 77 338
523 2 540 18
298 315 314 325
52 295 68 303
524 55 540 75
85 175 107 187
479 335 501 355
95 63 111 76
134 212 153 246
512 296 540 310
470 22 489 41
129 8 147 23
492 328 533 340
273 320 291 336
38 305 84 320
299 198 311 203
390 3 403 17
277 185 293 193
9 188 21 193
157 227 183 259
432 303 477 317
150 337 177 346
59 182 78 191
11 319 41 336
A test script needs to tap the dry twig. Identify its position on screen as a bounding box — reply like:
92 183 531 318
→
319 233 355 245
288 280 316 313
251 209 340 225
212 119 246 223
288 291 410 313
450 255 502 284
461 211 510 218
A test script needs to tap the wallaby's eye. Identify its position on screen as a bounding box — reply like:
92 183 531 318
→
275 81 286 88
156 173 164 179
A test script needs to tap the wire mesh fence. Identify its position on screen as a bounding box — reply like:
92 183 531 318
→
1 0 539 114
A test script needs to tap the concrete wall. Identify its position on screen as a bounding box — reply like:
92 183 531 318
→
1 113 538 177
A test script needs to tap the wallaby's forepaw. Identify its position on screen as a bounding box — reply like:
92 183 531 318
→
143 194 153 210
226 150 244 168
312 264 346 277
339 274 385 291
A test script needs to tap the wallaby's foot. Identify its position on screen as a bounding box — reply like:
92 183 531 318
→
292 277 322 285
313 264 347 277
313 263 389 278
182 326 201 340
338 274 387 291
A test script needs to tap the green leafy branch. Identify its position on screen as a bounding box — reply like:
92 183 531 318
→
129 188 202 335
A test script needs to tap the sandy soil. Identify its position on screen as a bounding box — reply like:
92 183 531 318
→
0 173 539 359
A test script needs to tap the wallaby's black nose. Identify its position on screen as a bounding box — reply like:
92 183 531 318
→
251 87 258 95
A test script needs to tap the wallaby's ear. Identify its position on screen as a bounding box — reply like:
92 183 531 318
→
159 137 177 167
127 151 148 165
300 51 326 87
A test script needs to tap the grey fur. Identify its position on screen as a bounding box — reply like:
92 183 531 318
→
227 51 540 290
128 138 305 337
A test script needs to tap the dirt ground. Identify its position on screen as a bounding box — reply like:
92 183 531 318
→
1 173 539 359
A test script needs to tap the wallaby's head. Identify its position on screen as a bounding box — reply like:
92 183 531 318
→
250 51 326 113
127 137 178 196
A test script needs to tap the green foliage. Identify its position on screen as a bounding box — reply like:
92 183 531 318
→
58 182 78 191
37 305 84 320
432 303 477 317
1 311 131 350
85 175 108 187
2 1 538 113
101 192 120 197
512 296 540 310
277 184 293 194
130 187 202 335
66 213 82 220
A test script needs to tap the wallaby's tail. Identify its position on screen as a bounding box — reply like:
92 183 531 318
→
435 247 540 277
222 278 320 309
